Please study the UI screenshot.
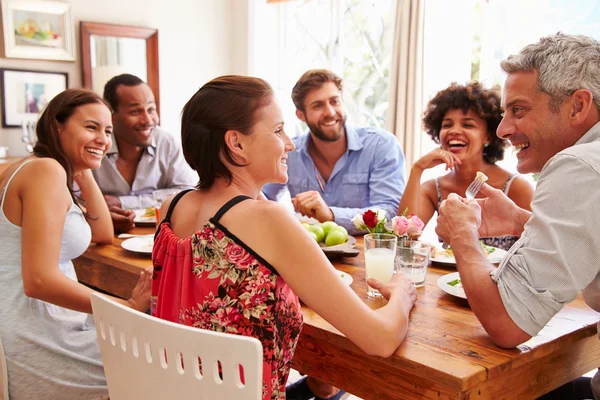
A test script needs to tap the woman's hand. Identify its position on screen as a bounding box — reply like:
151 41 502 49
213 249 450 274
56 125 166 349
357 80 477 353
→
127 266 153 312
413 148 462 172
73 169 95 190
367 273 418 311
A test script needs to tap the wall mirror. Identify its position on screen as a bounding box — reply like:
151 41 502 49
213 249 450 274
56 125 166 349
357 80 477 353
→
80 21 160 115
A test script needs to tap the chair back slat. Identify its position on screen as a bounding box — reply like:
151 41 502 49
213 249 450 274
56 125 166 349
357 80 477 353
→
91 293 263 400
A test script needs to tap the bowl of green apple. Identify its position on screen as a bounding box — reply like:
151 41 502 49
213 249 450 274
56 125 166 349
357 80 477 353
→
301 221 358 258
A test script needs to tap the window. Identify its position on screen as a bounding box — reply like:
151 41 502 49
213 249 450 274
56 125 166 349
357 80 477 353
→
421 0 600 183
255 0 396 136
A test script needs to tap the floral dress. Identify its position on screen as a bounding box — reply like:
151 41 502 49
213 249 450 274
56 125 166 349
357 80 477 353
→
151 192 303 400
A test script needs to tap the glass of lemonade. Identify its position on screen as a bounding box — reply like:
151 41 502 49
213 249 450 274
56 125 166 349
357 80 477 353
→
364 233 397 298
396 240 430 287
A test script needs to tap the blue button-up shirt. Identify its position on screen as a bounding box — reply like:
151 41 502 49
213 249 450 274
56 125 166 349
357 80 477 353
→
263 124 406 234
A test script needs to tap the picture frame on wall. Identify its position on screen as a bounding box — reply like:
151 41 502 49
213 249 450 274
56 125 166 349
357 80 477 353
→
1 0 75 61
0 68 68 128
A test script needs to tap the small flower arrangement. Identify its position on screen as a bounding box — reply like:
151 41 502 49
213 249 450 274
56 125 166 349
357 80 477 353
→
352 208 424 242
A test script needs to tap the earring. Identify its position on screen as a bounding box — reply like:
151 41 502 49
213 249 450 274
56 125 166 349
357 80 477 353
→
484 143 489 148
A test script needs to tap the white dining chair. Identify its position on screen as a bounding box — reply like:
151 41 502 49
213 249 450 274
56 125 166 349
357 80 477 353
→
90 293 263 400
0 335 9 400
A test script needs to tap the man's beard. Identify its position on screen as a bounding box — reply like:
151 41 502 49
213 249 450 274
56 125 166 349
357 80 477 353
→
306 114 346 142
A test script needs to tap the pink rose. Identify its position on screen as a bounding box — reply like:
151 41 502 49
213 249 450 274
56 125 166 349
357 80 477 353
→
407 215 424 238
225 242 255 270
392 216 409 236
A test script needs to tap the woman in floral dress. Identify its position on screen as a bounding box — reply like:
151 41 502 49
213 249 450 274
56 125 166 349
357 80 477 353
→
151 75 418 400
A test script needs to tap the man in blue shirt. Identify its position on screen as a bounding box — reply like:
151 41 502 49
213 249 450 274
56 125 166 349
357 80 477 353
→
269 70 406 400
263 69 406 235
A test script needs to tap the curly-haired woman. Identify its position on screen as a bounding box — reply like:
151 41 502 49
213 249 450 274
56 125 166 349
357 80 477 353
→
399 82 534 250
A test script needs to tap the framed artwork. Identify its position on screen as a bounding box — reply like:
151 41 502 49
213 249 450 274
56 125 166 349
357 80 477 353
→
0 68 68 127
1 0 75 61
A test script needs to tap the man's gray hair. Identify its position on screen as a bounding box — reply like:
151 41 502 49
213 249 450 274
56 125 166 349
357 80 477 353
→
501 33 600 112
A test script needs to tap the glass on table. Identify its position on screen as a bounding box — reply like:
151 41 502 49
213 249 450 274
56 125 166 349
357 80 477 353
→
152 189 181 225
364 233 397 298
396 240 430 287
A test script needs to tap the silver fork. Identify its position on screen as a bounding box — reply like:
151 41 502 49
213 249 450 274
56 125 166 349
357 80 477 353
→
465 174 487 200
441 174 487 249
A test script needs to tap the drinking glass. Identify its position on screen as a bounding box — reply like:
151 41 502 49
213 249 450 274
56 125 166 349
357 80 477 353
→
364 233 397 298
396 240 430 287
152 189 181 225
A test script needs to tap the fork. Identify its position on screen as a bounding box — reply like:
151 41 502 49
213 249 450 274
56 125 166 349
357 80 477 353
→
465 174 487 200
441 174 487 249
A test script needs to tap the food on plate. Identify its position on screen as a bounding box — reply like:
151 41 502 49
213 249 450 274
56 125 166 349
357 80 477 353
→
321 221 338 236
432 241 495 258
302 221 348 246
325 230 346 246
142 207 156 218
475 171 488 182
447 278 462 287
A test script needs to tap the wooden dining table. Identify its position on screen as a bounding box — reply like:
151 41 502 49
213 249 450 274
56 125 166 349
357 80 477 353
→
74 228 600 400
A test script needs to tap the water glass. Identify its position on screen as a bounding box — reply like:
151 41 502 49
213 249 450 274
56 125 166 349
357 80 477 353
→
152 189 181 225
364 233 397 298
396 240 430 287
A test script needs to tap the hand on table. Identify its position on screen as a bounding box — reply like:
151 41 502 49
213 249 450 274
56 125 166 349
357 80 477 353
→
109 206 135 233
127 266 153 312
292 190 334 222
435 193 481 244
367 273 418 311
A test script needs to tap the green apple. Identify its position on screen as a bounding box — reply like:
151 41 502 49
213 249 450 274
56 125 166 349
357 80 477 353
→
320 221 338 236
308 231 319 243
325 230 346 246
307 224 325 243
330 225 348 241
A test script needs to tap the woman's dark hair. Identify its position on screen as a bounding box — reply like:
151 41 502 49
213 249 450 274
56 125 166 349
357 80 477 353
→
32 88 111 209
181 75 274 190
423 81 506 164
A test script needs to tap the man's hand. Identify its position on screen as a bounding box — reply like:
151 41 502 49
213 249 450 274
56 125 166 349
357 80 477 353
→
292 190 334 222
476 183 530 238
103 194 122 209
436 193 481 244
109 206 135 233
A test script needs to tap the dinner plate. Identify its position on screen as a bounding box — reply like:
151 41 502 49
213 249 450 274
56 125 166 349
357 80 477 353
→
337 269 354 286
121 236 154 255
430 244 507 265
133 208 156 227
437 271 466 299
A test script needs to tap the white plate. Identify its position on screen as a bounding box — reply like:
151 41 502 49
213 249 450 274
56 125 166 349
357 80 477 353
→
133 209 156 226
336 269 353 286
437 272 466 299
430 244 507 265
121 236 154 255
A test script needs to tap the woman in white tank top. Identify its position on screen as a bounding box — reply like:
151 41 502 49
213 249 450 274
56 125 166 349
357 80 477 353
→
0 89 151 400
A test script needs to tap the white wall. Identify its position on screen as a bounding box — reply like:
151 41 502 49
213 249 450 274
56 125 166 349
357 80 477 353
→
0 0 236 156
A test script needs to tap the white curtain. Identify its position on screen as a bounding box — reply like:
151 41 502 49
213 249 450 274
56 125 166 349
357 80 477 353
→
385 0 425 170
